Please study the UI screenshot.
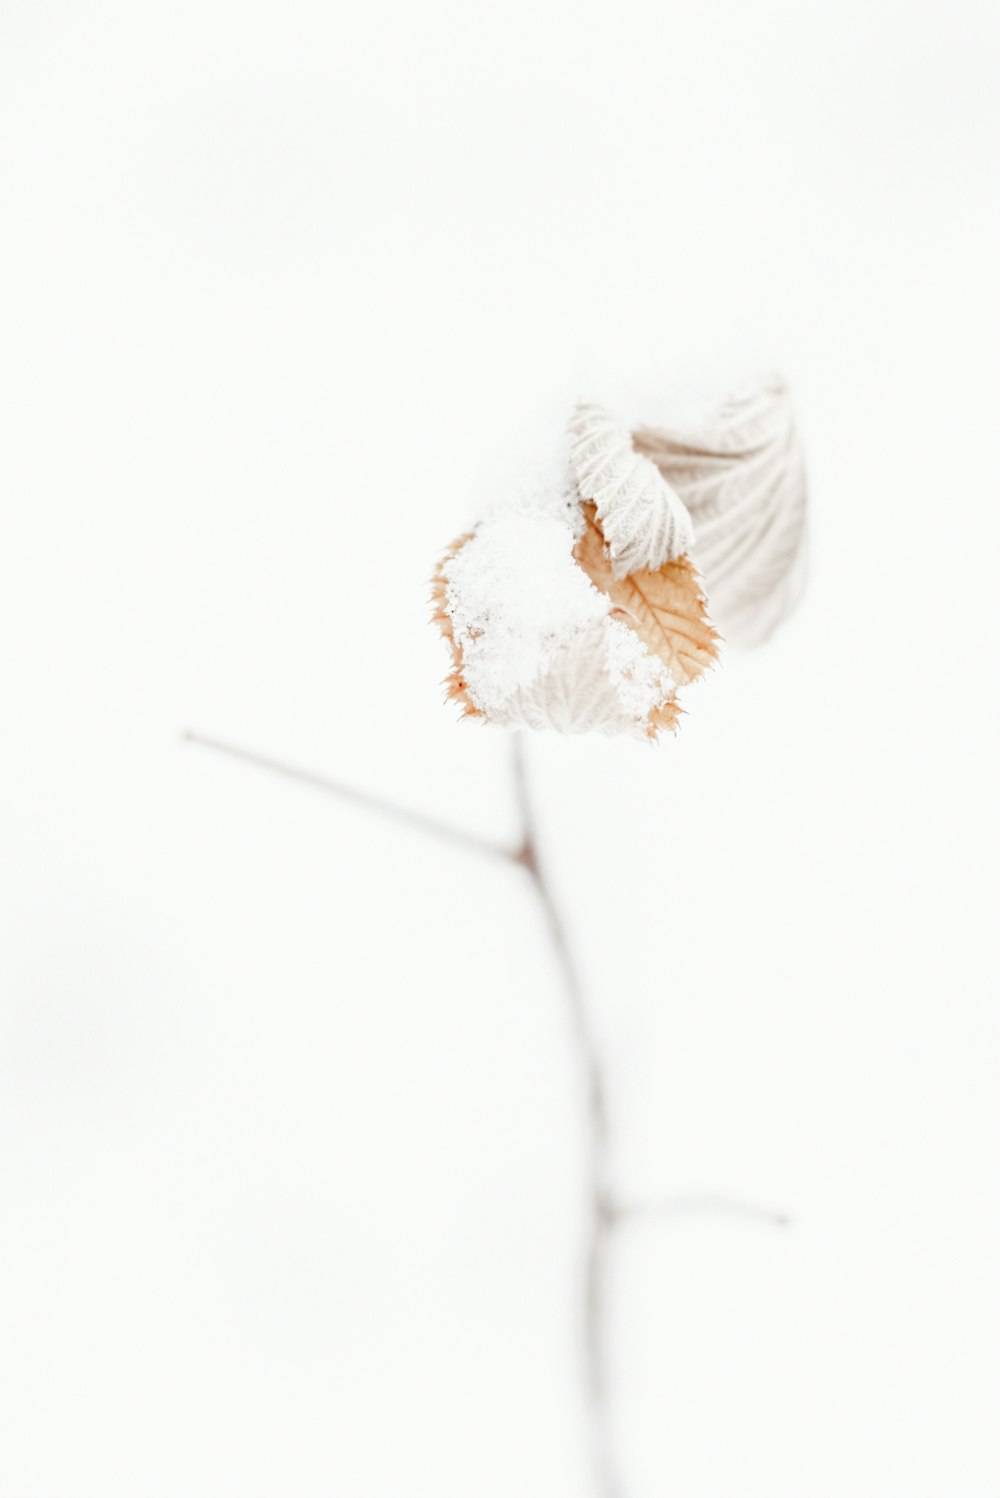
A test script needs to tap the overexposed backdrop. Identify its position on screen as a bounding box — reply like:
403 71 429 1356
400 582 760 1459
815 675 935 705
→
1 1 998 1494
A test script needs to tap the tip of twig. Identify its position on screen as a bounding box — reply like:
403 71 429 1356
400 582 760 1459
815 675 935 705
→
616 1194 792 1231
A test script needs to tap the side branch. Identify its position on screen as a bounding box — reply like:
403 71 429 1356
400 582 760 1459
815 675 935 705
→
184 725 790 1498
181 730 515 863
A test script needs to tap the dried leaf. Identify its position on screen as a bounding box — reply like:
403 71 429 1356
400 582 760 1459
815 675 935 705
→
645 693 683 738
574 502 720 686
569 400 694 575
631 374 807 646
431 534 483 719
493 618 677 737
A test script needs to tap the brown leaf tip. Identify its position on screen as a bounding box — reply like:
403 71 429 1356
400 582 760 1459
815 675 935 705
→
432 533 480 721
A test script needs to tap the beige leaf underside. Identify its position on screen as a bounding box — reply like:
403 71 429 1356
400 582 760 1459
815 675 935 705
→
630 374 807 647
574 502 720 686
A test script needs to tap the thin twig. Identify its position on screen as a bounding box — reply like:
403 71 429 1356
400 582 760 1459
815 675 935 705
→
184 725 790 1498
181 730 514 863
509 734 621 1498
616 1193 790 1229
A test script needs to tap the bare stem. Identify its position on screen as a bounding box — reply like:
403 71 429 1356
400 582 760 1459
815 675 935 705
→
183 726 789 1498
509 734 621 1498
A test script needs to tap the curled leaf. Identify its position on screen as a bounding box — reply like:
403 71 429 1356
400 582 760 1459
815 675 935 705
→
574 502 720 686
431 376 805 740
569 400 694 576
631 374 806 646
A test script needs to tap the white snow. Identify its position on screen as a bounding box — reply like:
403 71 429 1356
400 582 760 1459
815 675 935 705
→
2 5 998 1498
442 508 673 733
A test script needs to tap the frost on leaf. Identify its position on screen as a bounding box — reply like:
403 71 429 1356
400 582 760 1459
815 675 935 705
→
431 376 806 739
431 533 482 720
569 400 695 576
574 503 720 687
431 504 715 741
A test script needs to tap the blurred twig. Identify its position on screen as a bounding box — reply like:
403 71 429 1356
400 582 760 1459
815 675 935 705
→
616 1193 790 1229
183 727 789 1498
510 735 620 1497
181 730 514 862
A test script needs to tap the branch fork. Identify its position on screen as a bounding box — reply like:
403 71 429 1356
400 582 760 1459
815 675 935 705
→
184 727 788 1498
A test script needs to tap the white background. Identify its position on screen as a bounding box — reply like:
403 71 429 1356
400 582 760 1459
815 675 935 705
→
2 1 998 1494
